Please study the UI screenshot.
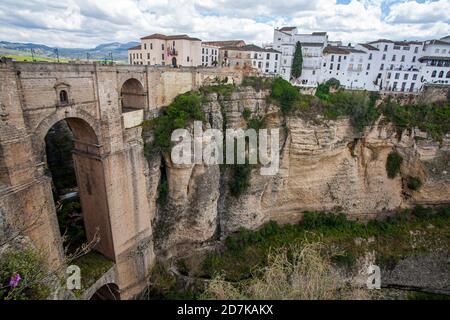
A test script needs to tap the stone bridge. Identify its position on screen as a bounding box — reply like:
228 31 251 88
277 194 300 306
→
0 59 243 299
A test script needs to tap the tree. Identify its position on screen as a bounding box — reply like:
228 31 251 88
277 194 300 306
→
291 41 303 80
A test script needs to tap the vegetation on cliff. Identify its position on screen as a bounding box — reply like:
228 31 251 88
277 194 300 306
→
142 91 205 155
386 151 403 179
381 98 450 142
0 246 51 300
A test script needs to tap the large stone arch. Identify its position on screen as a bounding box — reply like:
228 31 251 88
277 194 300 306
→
37 114 115 260
33 109 103 162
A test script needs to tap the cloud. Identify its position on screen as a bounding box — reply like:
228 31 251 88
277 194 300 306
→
0 0 448 48
385 0 450 24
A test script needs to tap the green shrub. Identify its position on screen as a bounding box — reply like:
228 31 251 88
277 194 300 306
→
0 247 50 300
143 91 205 154
270 77 299 114
241 76 273 92
247 117 265 130
412 205 434 219
381 100 450 142
228 164 252 197
407 176 422 191
242 107 252 121
386 151 403 178
302 211 350 229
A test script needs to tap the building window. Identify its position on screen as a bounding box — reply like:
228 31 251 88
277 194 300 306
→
161 54 164 61
414 47 418 53
144 44 147 50
150 43 153 50
147 53 150 59
187 56 190 62
435 49 440 54
202 48 204 54
140 53 142 59
369 53 372 60
404 74 408 80
439 70 444 78
384 45 388 51
337 64 340 70
392 55 396 61
413 74 418 80
447 71 450 78
412 56 416 63
380 64 384 70
266 53 270 59
330 63 333 70
382 54 386 60
395 73 400 79
367 63 370 70
338 56 341 62
59 90 68 104
410 83 415 92
162 44 164 50
394 45 400 50
431 70 437 78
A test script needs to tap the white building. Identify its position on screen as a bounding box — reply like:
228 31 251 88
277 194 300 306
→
273 27 328 87
201 44 220 67
367 39 423 92
273 26 450 92
419 39 450 86
128 33 202 67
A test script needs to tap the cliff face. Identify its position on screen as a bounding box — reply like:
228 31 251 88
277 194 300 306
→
150 88 450 255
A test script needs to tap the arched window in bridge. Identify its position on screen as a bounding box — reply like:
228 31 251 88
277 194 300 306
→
431 70 437 78
438 70 444 78
59 90 68 104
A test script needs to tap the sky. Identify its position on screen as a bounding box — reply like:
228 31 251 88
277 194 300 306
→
0 0 449 48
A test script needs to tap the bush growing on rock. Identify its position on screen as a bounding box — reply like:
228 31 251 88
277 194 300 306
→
386 151 403 178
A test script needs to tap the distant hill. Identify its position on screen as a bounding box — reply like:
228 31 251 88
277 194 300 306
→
0 40 140 62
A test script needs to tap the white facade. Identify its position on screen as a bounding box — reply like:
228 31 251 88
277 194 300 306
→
274 27 328 87
128 33 202 67
273 27 450 92
419 39 450 86
201 44 220 67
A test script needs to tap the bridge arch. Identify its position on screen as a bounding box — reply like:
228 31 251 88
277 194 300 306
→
40 115 115 260
120 78 146 113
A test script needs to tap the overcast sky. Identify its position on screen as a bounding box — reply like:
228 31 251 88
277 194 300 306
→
0 0 449 48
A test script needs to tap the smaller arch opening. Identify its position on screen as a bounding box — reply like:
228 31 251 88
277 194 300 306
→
91 283 120 300
172 57 177 68
120 78 145 113
59 90 68 104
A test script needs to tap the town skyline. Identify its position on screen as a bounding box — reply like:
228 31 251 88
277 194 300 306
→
0 0 449 49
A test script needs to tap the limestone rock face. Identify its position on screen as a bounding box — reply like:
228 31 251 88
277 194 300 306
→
152 87 450 254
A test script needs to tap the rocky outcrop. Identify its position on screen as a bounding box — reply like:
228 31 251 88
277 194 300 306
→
150 87 450 255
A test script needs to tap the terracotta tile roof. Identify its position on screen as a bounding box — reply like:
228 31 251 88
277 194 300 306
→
220 44 280 53
359 43 379 51
202 40 246 47
368 39 422 46
323 46 366 55
312 32 327 36
300 42 325 47
427 39 450 46
419 56 450 62
140 33 201 41
128 45 141 50
279 26 296 32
